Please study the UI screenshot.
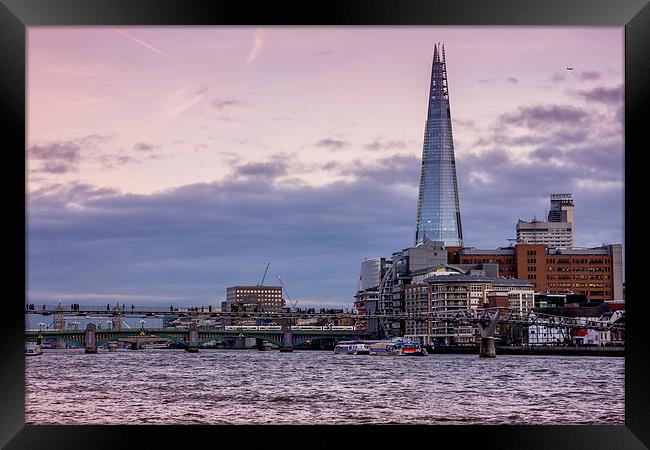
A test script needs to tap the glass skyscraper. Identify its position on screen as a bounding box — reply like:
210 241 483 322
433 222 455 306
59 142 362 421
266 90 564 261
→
414 44 463 247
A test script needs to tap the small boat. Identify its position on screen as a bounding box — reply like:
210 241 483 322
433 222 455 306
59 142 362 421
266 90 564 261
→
333 341 371 355
369 339 428 356
25 342 43 356
369 341 400 356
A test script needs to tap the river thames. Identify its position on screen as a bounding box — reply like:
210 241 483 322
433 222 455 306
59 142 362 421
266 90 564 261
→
25 349 624 425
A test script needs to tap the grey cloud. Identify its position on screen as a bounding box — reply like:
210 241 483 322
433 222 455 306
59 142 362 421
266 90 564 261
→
29 142 80 163
550 70 601 83
233 160 289 179
316 138 349 150
501 104 589 128
578 70 601 81
133 142 160 152
27 174 417 305
210 98 247 109
574 85 623 105
532 147 564 161
343 154 420 185
364 139 409 151
28 134 116 175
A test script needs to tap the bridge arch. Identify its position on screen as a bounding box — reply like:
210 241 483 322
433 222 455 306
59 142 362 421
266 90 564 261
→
198 333 284 347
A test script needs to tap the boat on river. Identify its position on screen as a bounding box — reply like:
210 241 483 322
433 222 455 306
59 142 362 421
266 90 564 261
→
25 342 43 356
333 341 372 355
369 339 428 356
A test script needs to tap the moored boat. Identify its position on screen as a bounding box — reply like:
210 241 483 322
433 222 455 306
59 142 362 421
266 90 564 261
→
334 341 372 355
369 339 428 356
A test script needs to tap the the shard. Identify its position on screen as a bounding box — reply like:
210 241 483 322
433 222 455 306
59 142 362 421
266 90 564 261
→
414 44 463 247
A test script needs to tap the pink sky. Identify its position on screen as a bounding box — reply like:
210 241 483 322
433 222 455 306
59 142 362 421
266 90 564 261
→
27 27 623 195
26 27 624 305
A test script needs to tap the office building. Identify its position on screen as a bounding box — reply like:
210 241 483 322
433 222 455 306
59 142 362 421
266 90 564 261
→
455 243 623 302
414 44 463 247
224 285 284 313
516 194 574 247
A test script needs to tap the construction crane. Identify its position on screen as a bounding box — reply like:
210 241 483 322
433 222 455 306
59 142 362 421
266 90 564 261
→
257 262 271 286
276 274 297 309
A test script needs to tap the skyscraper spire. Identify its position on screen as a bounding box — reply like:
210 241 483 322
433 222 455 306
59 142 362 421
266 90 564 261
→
414 44 463 247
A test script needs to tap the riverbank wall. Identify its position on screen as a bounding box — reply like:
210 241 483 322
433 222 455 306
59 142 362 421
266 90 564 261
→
427 345 624 357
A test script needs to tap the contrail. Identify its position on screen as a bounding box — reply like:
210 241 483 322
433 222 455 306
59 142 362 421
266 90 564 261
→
113 28 168 57
246 29 264 64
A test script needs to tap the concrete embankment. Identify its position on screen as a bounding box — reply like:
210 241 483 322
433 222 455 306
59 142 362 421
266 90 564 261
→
427 345 624 357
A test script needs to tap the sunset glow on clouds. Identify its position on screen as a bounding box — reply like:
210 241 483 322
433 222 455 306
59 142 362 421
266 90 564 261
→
27 27 623 306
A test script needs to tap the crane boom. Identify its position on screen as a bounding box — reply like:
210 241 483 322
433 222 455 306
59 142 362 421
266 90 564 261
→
258 262 271 286
276 274 297 308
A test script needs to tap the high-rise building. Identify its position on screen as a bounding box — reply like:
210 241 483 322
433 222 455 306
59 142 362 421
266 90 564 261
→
516 193 574 247
414 44 463 247
548 193 574 223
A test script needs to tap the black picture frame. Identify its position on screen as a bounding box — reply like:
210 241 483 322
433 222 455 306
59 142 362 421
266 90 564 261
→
2 0 648 448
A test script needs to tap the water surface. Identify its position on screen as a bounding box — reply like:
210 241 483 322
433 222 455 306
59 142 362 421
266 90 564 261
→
25 349 624 424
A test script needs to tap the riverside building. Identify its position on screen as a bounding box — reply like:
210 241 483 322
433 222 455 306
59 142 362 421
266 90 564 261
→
516 193 574 247
223 285 284 313
403 268 533 346
455 243 623 302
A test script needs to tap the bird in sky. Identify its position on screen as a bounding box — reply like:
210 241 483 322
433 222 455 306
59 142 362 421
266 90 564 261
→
566 67 574 70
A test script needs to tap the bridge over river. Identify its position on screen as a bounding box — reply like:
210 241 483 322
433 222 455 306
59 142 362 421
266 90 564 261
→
24 325 371 353
25 303 624 357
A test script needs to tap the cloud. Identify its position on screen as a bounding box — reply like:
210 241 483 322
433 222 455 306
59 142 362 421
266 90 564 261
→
246 29 265 64
28 135 113 174
210 98 247 109
578 70 601 81
315 138 349 150
549 69 601 83
27 173 417 305
573 85 623 105
364 139 409 151
27 114 623 307
233 160 289 179
337 154 420 185
500 104 589 128
133 142 160 152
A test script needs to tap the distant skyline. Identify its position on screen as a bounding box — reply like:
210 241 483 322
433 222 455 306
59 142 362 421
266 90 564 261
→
27 27 624 307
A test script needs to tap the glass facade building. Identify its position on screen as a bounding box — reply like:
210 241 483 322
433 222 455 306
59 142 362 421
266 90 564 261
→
414 44 463 247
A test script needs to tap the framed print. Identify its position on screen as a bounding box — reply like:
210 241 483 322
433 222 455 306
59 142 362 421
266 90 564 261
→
2 0 649 448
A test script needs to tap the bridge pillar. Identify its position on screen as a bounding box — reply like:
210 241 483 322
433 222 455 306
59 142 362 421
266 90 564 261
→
84 323 97 354
108 342 118 352
186 323 199 353
53 303 65 330
111 312 123 331
477 309 500 358
279 325 293 352
479 337 496 358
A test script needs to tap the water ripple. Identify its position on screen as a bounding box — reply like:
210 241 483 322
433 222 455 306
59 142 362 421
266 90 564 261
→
25 349 624 425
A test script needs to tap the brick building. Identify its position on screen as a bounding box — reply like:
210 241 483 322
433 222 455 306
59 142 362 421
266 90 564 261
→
453 243 623 302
